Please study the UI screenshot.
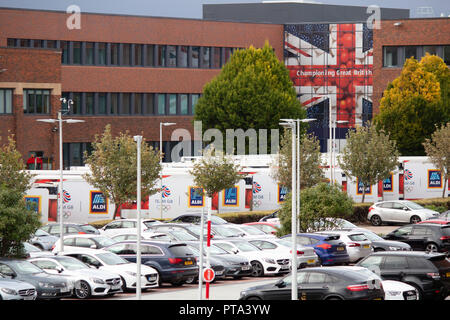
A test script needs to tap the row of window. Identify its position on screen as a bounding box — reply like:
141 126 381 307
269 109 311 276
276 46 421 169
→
383 45 450 67
61 92 200 116
0 89 12 114
7 38 242 69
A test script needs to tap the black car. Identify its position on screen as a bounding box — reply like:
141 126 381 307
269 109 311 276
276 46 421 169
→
170 213 228 225
104 240 198 286
383 223 450 253
40 223 100 236
258 210 279 223
0 258 73 300
357 251 450 300
340 228 411 251
239 266 384 300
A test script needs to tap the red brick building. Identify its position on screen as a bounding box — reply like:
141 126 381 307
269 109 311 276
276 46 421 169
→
0 8 282 168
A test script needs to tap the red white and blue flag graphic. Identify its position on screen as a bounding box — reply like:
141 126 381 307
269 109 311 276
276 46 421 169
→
284 23 373 151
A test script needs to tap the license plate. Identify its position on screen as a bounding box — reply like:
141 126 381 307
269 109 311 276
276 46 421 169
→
184 260 193 265
24 296 34 300
307 259 315 264
373 298 382 300
337 247 344 251
216 270 223 276
281 265 289 270
111 284 121 290
406 295 417 300
363 245 370 249
242 266 250 271
446 272 450 278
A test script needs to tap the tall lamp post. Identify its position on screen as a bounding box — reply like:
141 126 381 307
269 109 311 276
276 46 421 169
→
133 135 143 300
159 122 176 219
36 98 84 252
332 120 348 184
279 118 315 301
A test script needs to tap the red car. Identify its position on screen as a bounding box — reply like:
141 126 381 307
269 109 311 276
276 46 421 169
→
418 220 450 225
243 222 280 235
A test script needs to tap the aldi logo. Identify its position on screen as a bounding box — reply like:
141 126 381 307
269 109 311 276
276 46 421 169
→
90 191 108 214
356 178 372 195
428 170 442 189
278 184 287 203
223 186 239 207
188 187 204 208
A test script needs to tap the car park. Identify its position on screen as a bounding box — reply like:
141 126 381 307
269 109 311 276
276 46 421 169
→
187 243 252 279
222 224 276 239
52 234 117 253
357 251 450 300
315 230 373 263
40 223 100 236
368 200 439 226
99 218 163 237
142 229 198 242
339 228 411 252
0 273 37 300
248 238 319 269
170 213 229 225
382 280 419 300
146 223 217 240
58 248 159 291
243 222 280 235
281 233 350 266
239 266 384 300
29 229 58 251
212 239 291 277
0 258 74 300
28 255 123 299
383 224 450 253
104 241 197 287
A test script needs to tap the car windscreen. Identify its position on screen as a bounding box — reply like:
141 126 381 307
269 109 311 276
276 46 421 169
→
57 257 89 270
35 229 51 237
348 234 369 241
210 215 228 225
361 231 384 241
441 226 450 236
429 255 450 270
233 241 260 252
171 231 197 241
168 244 195 256
96 252 129 265
405 201 424 210
341 268 382 282
240 225 266 235
10 260 44 275
94 236 117 247
81 224 100 233
213 226 242 237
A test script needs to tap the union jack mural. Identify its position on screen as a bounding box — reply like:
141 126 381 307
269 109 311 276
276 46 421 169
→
284 23 373 152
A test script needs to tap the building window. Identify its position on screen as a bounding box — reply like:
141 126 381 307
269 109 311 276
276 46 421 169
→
145 93 154 115
23 89 50 114
46 40 57 49
110 93 119 114
85 93 94 114
98 93 107 114
61 41 69 64
73 42 82 64
111 43 119 65
33 40 44 48
72 92 82 115
444 46 450 65
191 94 200 114
224 47 233 64
180 94 188 115
157 45 166 67
212 47 221 69
146 44 154 66
404 46 417 60
383 47 398 67
19 39 30 47
121 93 131 114
85 42 94 65
201 47 211 68
423 46 438 56
134 44 143 66
7 38 16 47
191 47 200 68
134 93 143 114
157 94 166 115
0 89 13 114
179 46 188 67
167 45 177 67
122 44 132 66
169 94 177 115
63 142 92 168
98 43 107 65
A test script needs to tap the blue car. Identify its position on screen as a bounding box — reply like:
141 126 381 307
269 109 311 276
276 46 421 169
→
104 240 198 286
281 233 350 266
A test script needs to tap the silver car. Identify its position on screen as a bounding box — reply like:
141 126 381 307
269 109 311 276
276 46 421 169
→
28 256 122 299
368 200 439 225
29 229 58 251
0 274 37 300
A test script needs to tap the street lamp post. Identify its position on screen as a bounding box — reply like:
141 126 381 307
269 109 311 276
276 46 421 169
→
159 122 176 219
36 98 84 252
332 120 348 184
133 135 142 300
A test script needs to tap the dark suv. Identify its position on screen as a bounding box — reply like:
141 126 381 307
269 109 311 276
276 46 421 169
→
383 224 450 253
357 251 450 300
104 240 198 286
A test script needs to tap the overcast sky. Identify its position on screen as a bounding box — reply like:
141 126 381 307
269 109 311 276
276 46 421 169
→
0 0 448 18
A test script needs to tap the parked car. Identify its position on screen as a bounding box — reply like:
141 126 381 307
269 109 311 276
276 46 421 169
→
29 229 58 251
0 274 37 300
339 228 411 252
281 233 350 266
248 238 319 269
243 222 280 235
146 223 218 240
430 210 450 221
58 248 159 291
40 223 100 236
368 200 439 226
52 234 117 253
211 224 246 238
357 251 450 300
143 229 198 242
212 239 291 277
418 220 450 225
221 224 276 239
99 218 163 237
239 266 384 300
258 210 280 225
315 230 373 263
170 213 228 225
187 243 252 279
383 224 450 253
0 258 74 300
382 280 419 300
28 255 123 299
104 241 198 286
23 242 53 258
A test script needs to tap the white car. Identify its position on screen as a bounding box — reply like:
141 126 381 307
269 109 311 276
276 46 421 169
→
230 225 277 239
368 200 439 226
382 280 419 300
0 274 37 300
316 230 373 263
248 238 319 268
58 248 159 291
51 234 117 253
28 255 123 299
212 239 291 277
99 219 163 237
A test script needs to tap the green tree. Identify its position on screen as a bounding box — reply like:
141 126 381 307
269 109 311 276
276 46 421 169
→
374 54 450 155
272 130 324 190
423 122 450 198
338 123 399 203
83 125 161 219
278 183 354 236
194 42 306 153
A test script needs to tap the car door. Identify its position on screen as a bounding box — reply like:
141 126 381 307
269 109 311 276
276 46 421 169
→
376 202 394 222
390 202 410 223
262 271 308 300
380 256 408 281
31 259 62 275
384 226 413 243
299 271 332 300
407 226 429 250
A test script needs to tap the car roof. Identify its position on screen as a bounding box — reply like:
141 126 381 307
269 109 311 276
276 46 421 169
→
316 230 364 235
368 251 446 258
57 248 111 255
111 240 186 247
60 234 106 238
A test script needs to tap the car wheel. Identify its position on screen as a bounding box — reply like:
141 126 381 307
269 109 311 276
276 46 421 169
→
120 276 128 292
410 215 421 224
251 261 264 277
245 296 262 300
75 280 91 299
425 242 439 253
185 276 196 284
370 215 382 226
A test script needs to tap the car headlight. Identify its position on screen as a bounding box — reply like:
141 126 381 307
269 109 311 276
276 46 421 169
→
388 246 400 251
91 278 106 284
386 291 402 296
39 282 55 288
263 258 276 264
1 288 18 295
